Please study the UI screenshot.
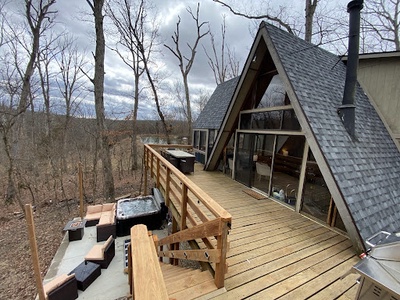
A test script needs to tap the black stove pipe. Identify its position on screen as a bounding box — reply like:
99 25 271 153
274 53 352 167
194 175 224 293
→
338 0 363 138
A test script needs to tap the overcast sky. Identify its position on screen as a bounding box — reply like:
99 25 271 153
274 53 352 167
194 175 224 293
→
51 0 258 119
7 0 350 119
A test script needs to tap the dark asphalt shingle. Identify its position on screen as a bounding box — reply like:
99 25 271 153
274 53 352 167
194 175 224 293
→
194 77 239 130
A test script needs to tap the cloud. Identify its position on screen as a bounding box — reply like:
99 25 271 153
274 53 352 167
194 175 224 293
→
3 0 260 120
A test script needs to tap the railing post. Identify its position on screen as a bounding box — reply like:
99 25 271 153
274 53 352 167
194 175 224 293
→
78 162 84 219
171 218 179 266
165 170 171 207
156 157 160 188
150 151 154 177
143 150 148 196
180 184 188 231
214 219 230 289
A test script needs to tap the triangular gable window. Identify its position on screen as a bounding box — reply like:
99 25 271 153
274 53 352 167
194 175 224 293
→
257 75 288 108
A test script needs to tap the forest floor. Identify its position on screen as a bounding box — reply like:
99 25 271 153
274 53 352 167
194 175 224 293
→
0 173 143 300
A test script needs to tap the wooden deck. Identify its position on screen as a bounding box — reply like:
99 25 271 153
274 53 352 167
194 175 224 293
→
161 263 225 299
187 164 360 299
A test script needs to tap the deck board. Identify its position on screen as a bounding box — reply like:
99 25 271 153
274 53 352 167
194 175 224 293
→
187 165 359 299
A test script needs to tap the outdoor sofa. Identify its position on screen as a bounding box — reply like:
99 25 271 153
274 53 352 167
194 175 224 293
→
84 235 115 269
85 203 116 242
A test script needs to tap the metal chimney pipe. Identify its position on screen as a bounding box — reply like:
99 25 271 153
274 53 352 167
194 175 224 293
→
338 0 363 138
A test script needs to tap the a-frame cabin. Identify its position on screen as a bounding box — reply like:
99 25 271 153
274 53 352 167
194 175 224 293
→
203 22 400 254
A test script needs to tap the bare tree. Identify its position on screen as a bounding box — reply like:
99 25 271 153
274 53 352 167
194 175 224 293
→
203 15 240 85
56 35 87 158
37 32 59 160
106 0 151 171
164 3 209 143
127 2 172 144
19 0 57 115
85 0 115 201
0 0 57 208
171 80 187 121
192 88 210 121
0 53 22 205
363 0 400 51
54 35 87 199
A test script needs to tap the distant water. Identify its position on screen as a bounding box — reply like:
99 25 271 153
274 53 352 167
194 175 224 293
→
140 135 179 144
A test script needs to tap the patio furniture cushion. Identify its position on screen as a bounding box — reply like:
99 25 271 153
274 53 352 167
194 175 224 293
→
85 244 105 261
98 211 113 225
43 273 78 300
96 206 116 241
102 203 115 212
87 204 103 214
85 205 103 226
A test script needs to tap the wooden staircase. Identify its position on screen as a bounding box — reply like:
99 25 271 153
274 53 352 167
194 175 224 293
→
160 263 226 300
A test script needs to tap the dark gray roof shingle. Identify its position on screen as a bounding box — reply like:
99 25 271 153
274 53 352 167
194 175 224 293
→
194 77 239 129
264 23 400 243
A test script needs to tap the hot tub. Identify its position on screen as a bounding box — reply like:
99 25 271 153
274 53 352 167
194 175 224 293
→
116 190 166 236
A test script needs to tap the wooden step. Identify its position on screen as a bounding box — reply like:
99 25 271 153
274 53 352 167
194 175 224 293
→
160 262 225 300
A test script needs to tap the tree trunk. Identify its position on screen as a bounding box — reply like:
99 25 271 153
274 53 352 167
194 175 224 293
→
90 0 115 201
183 74 192 143
305 0 317 43
131 74 139 172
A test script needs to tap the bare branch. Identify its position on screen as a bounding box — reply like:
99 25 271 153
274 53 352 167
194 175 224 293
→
163 2 209 142
213 0 294 35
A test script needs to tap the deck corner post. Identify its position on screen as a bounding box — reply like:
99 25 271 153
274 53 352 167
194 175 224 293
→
215 219 230 289
25 204 46 300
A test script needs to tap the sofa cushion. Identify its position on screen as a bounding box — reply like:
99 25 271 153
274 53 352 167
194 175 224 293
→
84 245 104 261
102 203 115 212
87 205 103 214
98 212 112 225
102 235 113 251
43 274 75 297
85 212 102 221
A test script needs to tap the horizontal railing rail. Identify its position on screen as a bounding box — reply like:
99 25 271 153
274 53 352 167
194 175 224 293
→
143 144 232 289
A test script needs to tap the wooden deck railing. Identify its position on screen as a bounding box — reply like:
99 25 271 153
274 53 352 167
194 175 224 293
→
143 144 232 289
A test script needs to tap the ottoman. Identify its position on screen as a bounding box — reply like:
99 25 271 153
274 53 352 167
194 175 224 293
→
69 261 101 291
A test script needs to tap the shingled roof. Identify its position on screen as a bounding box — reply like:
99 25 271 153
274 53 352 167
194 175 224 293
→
207 22 400 252
194 77 239 130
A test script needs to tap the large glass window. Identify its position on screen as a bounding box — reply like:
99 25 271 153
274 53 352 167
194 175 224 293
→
270 135 305 206
229 71 348 233
301 149 330 222
208 130 215 148
240 109 300 131
193 131 199 149
301 149 346 232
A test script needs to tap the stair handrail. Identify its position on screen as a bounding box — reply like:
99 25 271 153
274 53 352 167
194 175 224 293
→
143 144 232 288
129 224 169 300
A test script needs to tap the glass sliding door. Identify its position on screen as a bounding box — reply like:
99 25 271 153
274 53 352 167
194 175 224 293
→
234 133 254 186
270 135 305 206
